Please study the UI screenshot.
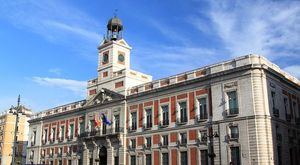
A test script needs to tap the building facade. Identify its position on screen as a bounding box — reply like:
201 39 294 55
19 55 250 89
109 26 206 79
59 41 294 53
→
0 105 32 165
27 17 300 165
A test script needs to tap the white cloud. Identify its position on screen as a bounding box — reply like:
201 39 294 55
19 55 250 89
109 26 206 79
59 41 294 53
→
32 77 86 95
43 20 100 43
283 65 300 79
0 0 101 55
132 45 222 78
49 68 62 76
146 19 191 45
196 0 300 60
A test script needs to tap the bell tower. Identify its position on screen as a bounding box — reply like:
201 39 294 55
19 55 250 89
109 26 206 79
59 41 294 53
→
87 16 152 99
97 16 131 81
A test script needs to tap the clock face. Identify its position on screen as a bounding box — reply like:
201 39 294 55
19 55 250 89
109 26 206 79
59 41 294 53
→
103 54 109 63
118 54 125 62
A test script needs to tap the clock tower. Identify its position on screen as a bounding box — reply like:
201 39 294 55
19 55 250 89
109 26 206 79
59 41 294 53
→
87 16 152 98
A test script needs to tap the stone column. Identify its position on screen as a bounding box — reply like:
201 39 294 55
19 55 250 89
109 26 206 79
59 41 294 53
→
107 147 114 165
82 142 89 165
119 135 126 165
92 141 99 165
106 138 113 165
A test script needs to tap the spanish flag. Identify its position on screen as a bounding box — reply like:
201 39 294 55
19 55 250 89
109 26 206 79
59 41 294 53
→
94 113 101 128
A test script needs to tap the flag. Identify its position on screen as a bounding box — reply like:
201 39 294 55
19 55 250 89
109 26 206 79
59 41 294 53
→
102 113 111 125
94 114 101 128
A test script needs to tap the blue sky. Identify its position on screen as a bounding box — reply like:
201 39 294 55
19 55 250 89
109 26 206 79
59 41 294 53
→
0 0 299 112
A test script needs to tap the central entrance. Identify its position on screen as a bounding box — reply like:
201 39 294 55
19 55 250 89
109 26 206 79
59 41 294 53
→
99 146 107 165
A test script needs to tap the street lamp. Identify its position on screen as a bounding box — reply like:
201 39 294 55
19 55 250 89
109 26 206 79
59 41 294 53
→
206 117 219 165
10 95 24 165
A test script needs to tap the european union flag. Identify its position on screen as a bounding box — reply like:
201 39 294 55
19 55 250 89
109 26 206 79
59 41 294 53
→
102 113 111 125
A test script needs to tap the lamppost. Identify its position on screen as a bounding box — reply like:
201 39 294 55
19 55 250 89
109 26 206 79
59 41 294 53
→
10 95 23 165
206 117 219 165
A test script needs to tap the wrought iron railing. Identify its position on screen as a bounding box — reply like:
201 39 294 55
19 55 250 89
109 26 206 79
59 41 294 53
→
226 108 239 117
176 117 188 125
79 127 124 138
273 107 279 117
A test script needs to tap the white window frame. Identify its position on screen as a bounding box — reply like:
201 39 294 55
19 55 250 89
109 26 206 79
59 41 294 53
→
176 99 188 123
195 95 209 120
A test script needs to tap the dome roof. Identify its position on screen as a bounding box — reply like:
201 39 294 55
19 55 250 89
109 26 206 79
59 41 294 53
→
107 17 123 32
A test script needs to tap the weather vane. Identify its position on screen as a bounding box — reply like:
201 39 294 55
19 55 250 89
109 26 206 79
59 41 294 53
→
114 9 118 17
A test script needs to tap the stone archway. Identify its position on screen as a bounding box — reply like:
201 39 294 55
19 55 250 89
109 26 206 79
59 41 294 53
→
99 146 107 165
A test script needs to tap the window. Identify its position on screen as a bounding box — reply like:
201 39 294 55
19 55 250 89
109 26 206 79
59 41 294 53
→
292 101 298 118
68 146 72 155
89 158 93 165
131 139 136 149
41 149 45 157
271 91 276 108
230 147 241 165
89 120 94 132
289 148 293 165
32 131 36 146
179 102 188 123
146 137 151 148
284 98 288 112
198 98 208 120
271 91 279 116
51 128 56 141
44 129 48 142
277 146 282 165
58 147 62 156
227 91 238 115
130 156 136 165
115 115 120 132
200 150 208 165
162 135 168 146
131 112 137 130
50 148 54 157
162 153 169 165
180 132 187 144
102 71 108 78
230 126 239 139
102 123 106 134
115 156 119 165
30 150 34 159
70 124 74 139
146 154 152 165
199 130 207 143
284 98 292 121
79 122 84 135
180 151 188 165
115 81 124 88
145 108 152 128
161 105 169 125
60 126 65 140
78 159 82 165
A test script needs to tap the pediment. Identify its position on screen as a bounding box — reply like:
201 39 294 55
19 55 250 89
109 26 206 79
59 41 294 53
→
86 88 124 106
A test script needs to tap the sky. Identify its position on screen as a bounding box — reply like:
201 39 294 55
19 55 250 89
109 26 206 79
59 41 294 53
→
0 0 299 112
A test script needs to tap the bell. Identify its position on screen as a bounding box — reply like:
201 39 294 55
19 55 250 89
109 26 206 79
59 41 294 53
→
111 34 117 40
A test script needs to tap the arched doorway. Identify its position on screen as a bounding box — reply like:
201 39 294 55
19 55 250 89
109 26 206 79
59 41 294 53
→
99 146 107 165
